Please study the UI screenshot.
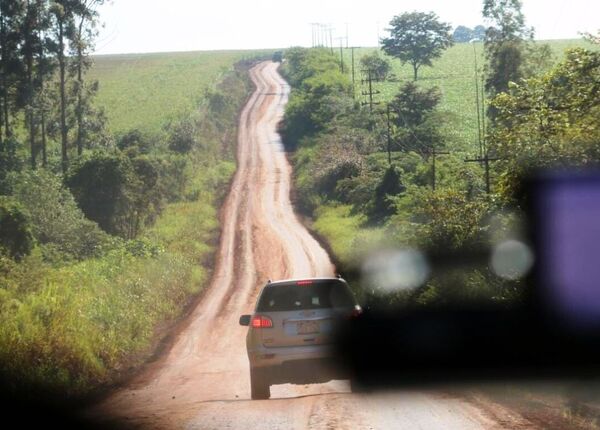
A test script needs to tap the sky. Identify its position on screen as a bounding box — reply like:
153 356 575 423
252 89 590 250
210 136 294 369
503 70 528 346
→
94 0 599 55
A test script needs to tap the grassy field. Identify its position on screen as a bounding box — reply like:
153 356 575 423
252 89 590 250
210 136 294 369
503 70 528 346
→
340 39 593 155
89 50 271 135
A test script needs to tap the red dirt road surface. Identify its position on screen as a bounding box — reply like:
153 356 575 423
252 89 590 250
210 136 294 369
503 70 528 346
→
91 62 536 429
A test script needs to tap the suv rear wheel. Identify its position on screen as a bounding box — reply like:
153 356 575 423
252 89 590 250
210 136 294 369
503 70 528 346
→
250 367 271 400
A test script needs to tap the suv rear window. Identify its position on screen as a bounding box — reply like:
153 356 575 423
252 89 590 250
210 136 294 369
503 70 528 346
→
256 280 355 312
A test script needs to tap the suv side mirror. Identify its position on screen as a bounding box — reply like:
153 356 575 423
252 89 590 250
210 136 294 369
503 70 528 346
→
239 315 251 326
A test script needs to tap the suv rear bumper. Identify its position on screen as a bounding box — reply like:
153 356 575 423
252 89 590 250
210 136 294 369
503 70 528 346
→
248 344 349 384
248 343 334 367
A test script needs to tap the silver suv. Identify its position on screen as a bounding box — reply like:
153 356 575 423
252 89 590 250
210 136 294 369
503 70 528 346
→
239 277 361 399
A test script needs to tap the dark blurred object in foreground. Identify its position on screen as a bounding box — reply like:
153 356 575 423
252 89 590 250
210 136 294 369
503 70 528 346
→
338 168 600 388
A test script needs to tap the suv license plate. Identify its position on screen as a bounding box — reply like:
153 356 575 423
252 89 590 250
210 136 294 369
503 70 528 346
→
297 321 319 334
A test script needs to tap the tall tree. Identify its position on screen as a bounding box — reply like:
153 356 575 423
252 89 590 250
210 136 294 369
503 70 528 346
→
70 0 104 156
49 0 75 174
381 12 453 81
19 0 48 169
34 3 55 168
388 82 444 157
482 0 533 111
0 1 24 142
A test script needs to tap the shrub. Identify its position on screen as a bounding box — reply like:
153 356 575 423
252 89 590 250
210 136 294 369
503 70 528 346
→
66 152 136 238
167 117 200 153
9 170 110 260
371 166 405 221
0 197 33 260
360 51 391 81
0 138 21 195
116 129 157 155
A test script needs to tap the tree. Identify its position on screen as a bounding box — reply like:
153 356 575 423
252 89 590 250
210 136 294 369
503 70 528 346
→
66 152 135 237
483 0 533 110
453 26 474 43
19 0 52 170
49 1 75 174
66 152 164 239
70 0 105 156
31 1 56 168
10 169 109 259
388 82 444 156
372 166 405 221
359 51 391 81
0 137 21 194
0 1 24 142
381 12 453 81
281 49 352 149
473 25 486 40
167 117 199 153
583 30 600 45
522 43 554 77
489 48 600 201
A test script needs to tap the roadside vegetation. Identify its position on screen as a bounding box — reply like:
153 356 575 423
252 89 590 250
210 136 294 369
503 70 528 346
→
0 64 253 397
0 1 263 397
281 1 600 306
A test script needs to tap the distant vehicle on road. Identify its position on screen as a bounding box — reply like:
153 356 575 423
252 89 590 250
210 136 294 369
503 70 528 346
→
239 277 361 399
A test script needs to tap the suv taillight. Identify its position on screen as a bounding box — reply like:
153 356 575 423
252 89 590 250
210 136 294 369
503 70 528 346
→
251 315 273 328
349 306 363 319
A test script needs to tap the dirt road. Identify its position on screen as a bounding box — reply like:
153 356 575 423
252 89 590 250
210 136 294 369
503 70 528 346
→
93 61 535 429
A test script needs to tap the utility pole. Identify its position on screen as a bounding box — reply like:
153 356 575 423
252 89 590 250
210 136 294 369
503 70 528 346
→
345 22 349 48
466 40 499 194
328 25 334 55
424 146 450 191
387 104 392 166
351 47 356 98
361 68 380 112
335 37 345 73
318 23 325 47
335 37 348 73
464 153 501 194
473 42 483 158
311 23 318 47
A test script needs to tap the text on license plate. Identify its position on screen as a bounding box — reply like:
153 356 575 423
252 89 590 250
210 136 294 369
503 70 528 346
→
297 321 319 334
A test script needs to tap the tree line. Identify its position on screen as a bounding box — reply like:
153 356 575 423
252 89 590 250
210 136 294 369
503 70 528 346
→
0 2 255 264
281 0 600 304
0 0 105 174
